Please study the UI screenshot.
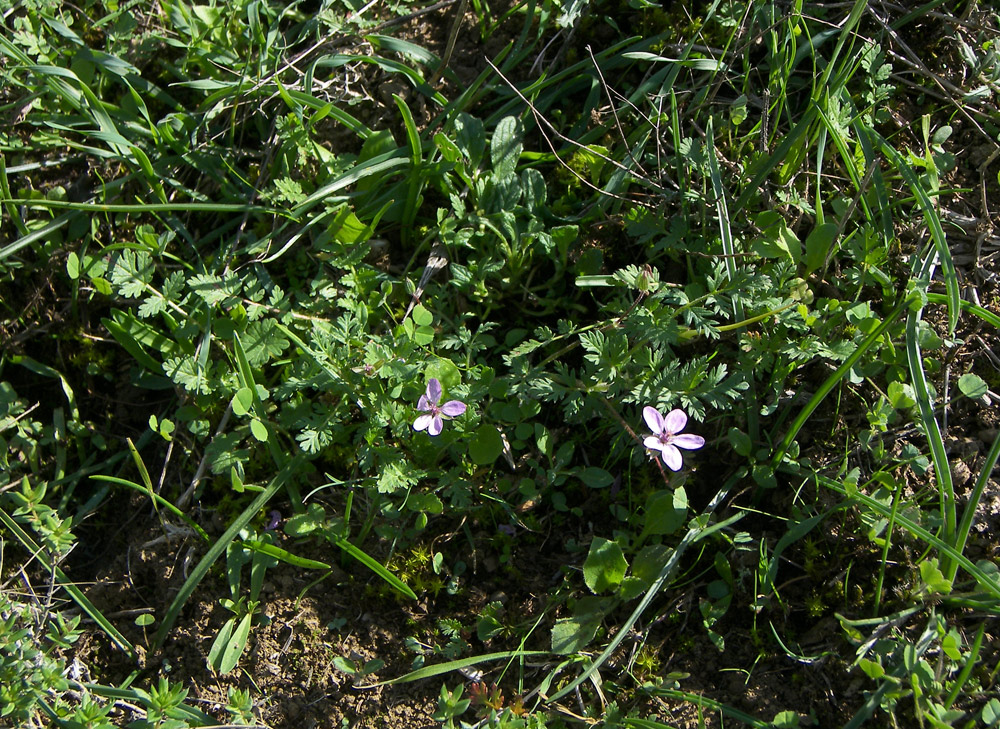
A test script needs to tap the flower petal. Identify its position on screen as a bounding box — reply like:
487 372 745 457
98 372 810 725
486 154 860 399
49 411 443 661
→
672 434 705 450
440 400 466 417
425 378 442 405
417 394 432 411
413 414 434 432
427 415 444 436
643 435 665 451
663 409 687 435
660 444 683 471
643 406 664 434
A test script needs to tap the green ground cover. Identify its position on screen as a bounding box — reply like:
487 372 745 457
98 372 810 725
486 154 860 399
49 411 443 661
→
2 0 1000 727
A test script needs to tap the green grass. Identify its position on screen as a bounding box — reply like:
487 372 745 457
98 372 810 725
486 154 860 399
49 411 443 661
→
2 0 1000 727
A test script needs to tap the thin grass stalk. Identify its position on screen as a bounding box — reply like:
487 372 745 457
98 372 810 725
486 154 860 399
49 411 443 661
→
705 119 759 442
872 479 903 616
357 649 548 688
877 132 960 333
819 475 1000 600
394 94 425 245
926 292 1000 328
89 475 210 542
770 294 911 468
948 429 1000 583
625 689 769 728
0 154 29 238
906 254 956 567
943 619 986 709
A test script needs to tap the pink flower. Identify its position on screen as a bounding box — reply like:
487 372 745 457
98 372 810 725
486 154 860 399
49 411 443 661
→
413 379 466 436
642 406 705 471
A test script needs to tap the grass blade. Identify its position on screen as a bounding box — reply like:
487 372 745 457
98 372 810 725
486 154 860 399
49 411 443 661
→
876 132 959 333
152 458 301 650
359 649 548 687
771 294 910 467
906 250 956 558
327 532 416 601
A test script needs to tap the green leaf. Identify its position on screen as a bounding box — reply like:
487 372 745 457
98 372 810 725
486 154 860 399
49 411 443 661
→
110 249 152 298
241 539 330 570
857 657 884 680
332 656 357 674
490 116 523 180
770 709 802 728
403 317 435 345
207 617 236 673
327 205 371 245
242 319 290 366
376 457 424 494
285 503 326 537
218 612 253 674
583 537 628 593
579 467 614 488
982 698 1000 725
919 558 953 595
469 425 503 465
631 544 671 587
406 492 443 514
411 304 433 327
189 272 240 306
66 251 79 279
249 418 268 442
164 356 213 394
425 359 460 391
325 531 417 600
551 614 601 655
728 428 752 457
642 488 688 537
454 113 485 168
232 387 254 416
803 222 838 274
958 373 987 399
887 381 916 409
751 211 801 265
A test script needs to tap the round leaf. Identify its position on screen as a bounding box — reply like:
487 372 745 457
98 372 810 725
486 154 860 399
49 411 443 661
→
249 418 268 442
425 359 461 392
232 387 254 416
551 615 601 655
411 303 433 327
958 373 987 399
583 537 628 593
469 425 503 465
579 467 614 488
66 252 80 279
642 488 688 537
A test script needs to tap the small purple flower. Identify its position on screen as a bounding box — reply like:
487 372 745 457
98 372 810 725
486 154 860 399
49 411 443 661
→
265 510 282 531
642 406 705 471
413 378 466 436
